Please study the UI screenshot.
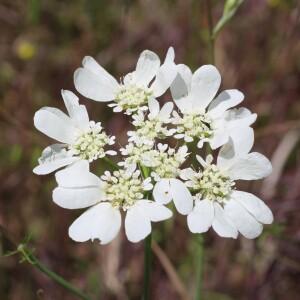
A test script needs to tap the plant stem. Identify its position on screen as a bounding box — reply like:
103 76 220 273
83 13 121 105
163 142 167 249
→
17 244 91 300
205 0 215 65
195 235 204 300
143 233 152 300
102 156 119 170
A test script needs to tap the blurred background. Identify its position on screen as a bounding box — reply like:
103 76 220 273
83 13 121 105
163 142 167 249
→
0 0 299 299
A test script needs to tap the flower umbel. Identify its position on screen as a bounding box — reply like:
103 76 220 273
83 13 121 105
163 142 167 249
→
101 168 152 210
33 47 274 245
69 121 115 162
186 155 235 203
113 82 153 114
172 111 214 142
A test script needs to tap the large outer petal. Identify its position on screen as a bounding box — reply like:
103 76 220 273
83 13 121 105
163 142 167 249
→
208 89 244 119
187 199 214 233
232 191 273 224
55 160 101 188
68 203 121 244
227 152 272 180
34 107 77 144
134 50 160 86
217 127 254 169
61 89 89 130
169 179 193 215
212 203 238 238
74 56 119 102
33 144 78 175
224 198 263 239
151 47 177 97
190 65 221 110
153 179 173 205
137 200 172 222
125 204 151 243
53 186 102 209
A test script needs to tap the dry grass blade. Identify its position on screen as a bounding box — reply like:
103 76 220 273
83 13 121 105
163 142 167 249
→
152 241 191 300
261 130 300 199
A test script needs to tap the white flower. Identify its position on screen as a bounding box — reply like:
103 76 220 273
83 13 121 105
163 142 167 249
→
33 90 116 175
74 48 177 115
186 128 273 239
119 142 153 168
53 161 172 244
170 64 257 149
127 98 175 146
144 144 193 215
33 90 116 174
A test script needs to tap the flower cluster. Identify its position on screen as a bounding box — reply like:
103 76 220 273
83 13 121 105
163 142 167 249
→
34 47 273 244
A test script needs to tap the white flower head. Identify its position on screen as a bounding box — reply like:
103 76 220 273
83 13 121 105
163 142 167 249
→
170 64 257 149
53 161 172 244
33 90 116 175
74 47 177 115
127 98 175 146
186 127 274 239
143 144 194 215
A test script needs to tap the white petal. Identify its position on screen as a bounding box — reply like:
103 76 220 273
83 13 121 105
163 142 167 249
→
170 179 193 215
158 102 173 121
225 108 257 129
61 89 89 130
224 199 263 239
82 56 118 87
212 203 238 238
55 160 101 187
170 64 192 100
33 158 76 175
74 66 118 102
217 127 254 169
208 90 244 119
153 179 172 205
227 152 272 180
180 168 196 180
53 186 102 209
148 98 160 118
134 50 160 86
68 203 121 244
190 65 221 110
33 144 78 175
34 107 76 144
208 128 229 150
125 204 151 243
137 200 172 222
151 47 177 97
187 199 214 233
232 191 273 224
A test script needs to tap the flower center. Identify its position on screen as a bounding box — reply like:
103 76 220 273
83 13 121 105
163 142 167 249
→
102 169 144 210
115 83 153 114
192 164 234 203
120 143 153 167
142 146 188 180
69 122 112 162
175 113 213 140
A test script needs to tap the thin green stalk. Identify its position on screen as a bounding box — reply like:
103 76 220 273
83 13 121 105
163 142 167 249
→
206 0 215 65
17 244 91 300
102 156 119 170
195 235 204 300
143 233 152 300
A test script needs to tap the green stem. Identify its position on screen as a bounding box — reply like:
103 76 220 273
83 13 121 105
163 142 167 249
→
143 233 152 300
206 0 215 65
195 235 204 300
17 244 91 300
102 156 119 170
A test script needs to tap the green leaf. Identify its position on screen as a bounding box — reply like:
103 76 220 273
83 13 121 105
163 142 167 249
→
213 0 244 38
